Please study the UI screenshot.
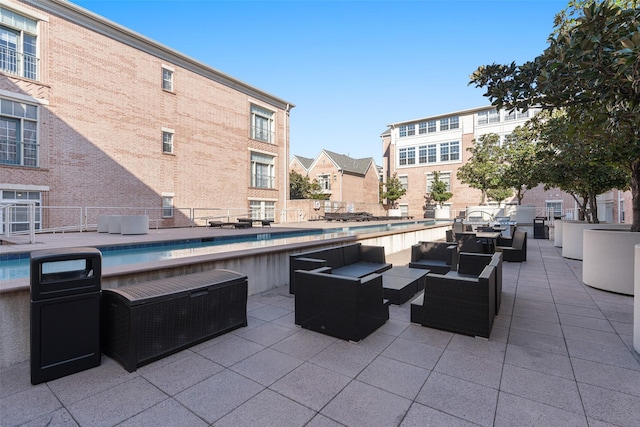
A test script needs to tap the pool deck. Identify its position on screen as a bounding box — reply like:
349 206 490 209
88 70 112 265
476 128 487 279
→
2 235 639 426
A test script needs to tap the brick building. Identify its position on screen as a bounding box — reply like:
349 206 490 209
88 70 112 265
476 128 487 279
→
290 150 381 215
382 106 631 222
1 0 293 232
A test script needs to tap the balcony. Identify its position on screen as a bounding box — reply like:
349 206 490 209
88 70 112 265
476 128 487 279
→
1 47 39 80
0 139 39 167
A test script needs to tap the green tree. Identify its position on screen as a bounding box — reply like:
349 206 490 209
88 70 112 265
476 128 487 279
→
427 171 453 207
382 173 407 209
487 187 514 204
456 134 504 205
470 1 640 230
500 127 542 204
289 171 324 200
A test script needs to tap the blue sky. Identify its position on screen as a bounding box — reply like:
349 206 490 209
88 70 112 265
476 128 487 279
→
72 0 568 164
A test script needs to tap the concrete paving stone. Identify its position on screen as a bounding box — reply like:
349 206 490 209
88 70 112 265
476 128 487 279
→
559 313 616 333
139 352 224 396
321 380 412 427
271 311 296 327
245 299 266 313
376 317 411 337
513 298 557 313
510 316 564 337
310 340 379 378
415 371 498 427
586 419 622 427
0 360 30 399
248 290 292 307
399 402 479 427
562 325 622 347
230 348 303 386
433 349 503 389
494 391 587 427
196 335 265 367
491 325 509 343
213 389 316 427
398 323 454 348
512 306 559 323
599 308 634 324
304 413 345 427
244 304 291 322
189 332 234 352
20 408 79 427
572 358 640 397
500 364 583 414
118 398 208 427
565 338 640 371
353 330 396 354
515 290 555 303
380 336 444 371
67 376 167 427
270 329 337 361
234 321 297 347
446 334 507 363
507 328 568 356
174 369 263 424
555 303 606 319
493 313 512 329
553 294 600 309
609 320 634 337
269 362 350 411
46 356 138 406
0 384 62 427
356 355 430 400
578 382 640 427
505 344 575 380
271 294 295 310
236 315 266 332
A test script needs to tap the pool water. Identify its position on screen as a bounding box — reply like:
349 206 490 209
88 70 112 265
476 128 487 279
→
0 220 434 281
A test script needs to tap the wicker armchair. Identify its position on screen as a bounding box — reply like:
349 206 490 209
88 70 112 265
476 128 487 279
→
409 241 458 274
495 230 527 262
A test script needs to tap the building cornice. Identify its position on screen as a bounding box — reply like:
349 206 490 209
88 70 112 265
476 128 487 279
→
26 0 295 110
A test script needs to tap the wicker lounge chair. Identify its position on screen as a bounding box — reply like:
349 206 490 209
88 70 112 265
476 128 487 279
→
495 230 527 262
408 241 457 274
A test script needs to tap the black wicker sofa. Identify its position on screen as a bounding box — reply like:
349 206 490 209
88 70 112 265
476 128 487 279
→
408 241 458 274
289 243 392 294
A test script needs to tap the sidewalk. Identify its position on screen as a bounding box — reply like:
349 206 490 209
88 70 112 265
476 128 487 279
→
2 238 639 426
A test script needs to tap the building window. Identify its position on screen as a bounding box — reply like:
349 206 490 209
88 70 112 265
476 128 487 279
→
418 145 427 163
517 110 530 119
546 201 562 219
1 189 41 232
418 122 427 134
162 196 174 218
0 7 38 80
489 109 500 123
478 111 488 125
251 104 274 143
440 116 459 131
407 124 415 136
0 98 38 167
427 144 437 163
250 152 275 188
427 172 451 192
440 141 460 162
399 147 415 166
399 125 407 137
318 173 331 191
504 110 516 121
250 200 275 220
399 175 408 190
399 204 409 217
162 66 174 91
162 129 173 153
428 120 436 133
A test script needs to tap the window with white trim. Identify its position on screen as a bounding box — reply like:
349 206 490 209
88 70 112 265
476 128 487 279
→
488 109 500 123
399 175 408 190
418 145 427 163
398 147 415 166
162 67 173 91
418 122 427 134
428 120 436 133
318 173 331 191
250 200 275 220
517 110 529 119
251 104 274 143
440 141 460 162
427 172 451 192
162 130 173 153
0 98 38 167
478 111 489 125
0 7 38 80
504 110 516 121
162 196 174 218
440 116 459 131
250 152 275 188
1 189 41 232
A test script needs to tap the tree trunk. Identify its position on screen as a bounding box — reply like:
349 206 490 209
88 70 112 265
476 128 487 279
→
631 158 640 232
588 191 599 224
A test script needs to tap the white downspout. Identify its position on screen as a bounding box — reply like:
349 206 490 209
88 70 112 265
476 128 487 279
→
283 103 291 223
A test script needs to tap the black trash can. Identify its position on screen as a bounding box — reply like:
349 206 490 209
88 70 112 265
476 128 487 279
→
30 247 102 385
533 217 546 239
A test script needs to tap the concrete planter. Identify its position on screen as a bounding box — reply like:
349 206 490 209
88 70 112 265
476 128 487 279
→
562 222 630 260
511 205 535 224
635 244 640 354
388 208 402 218
554 219 563 247
434 206 451 220
582 228 639 296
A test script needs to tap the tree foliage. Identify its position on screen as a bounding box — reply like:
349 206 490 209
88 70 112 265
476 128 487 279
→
426 170 453 207
289 171 324 200
470 1 640 230
500 127 542 204
382 173 407 209
456 134 505 205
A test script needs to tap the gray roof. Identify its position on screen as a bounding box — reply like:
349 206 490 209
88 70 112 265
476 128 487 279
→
322 150 375 176
292 155 314 170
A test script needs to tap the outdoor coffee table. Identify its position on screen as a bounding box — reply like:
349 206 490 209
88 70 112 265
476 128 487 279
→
382 267 429 305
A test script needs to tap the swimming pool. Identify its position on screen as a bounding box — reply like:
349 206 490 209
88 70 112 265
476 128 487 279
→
1 220 435 280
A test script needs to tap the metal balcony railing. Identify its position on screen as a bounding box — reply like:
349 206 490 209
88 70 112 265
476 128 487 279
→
0 47 39 80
